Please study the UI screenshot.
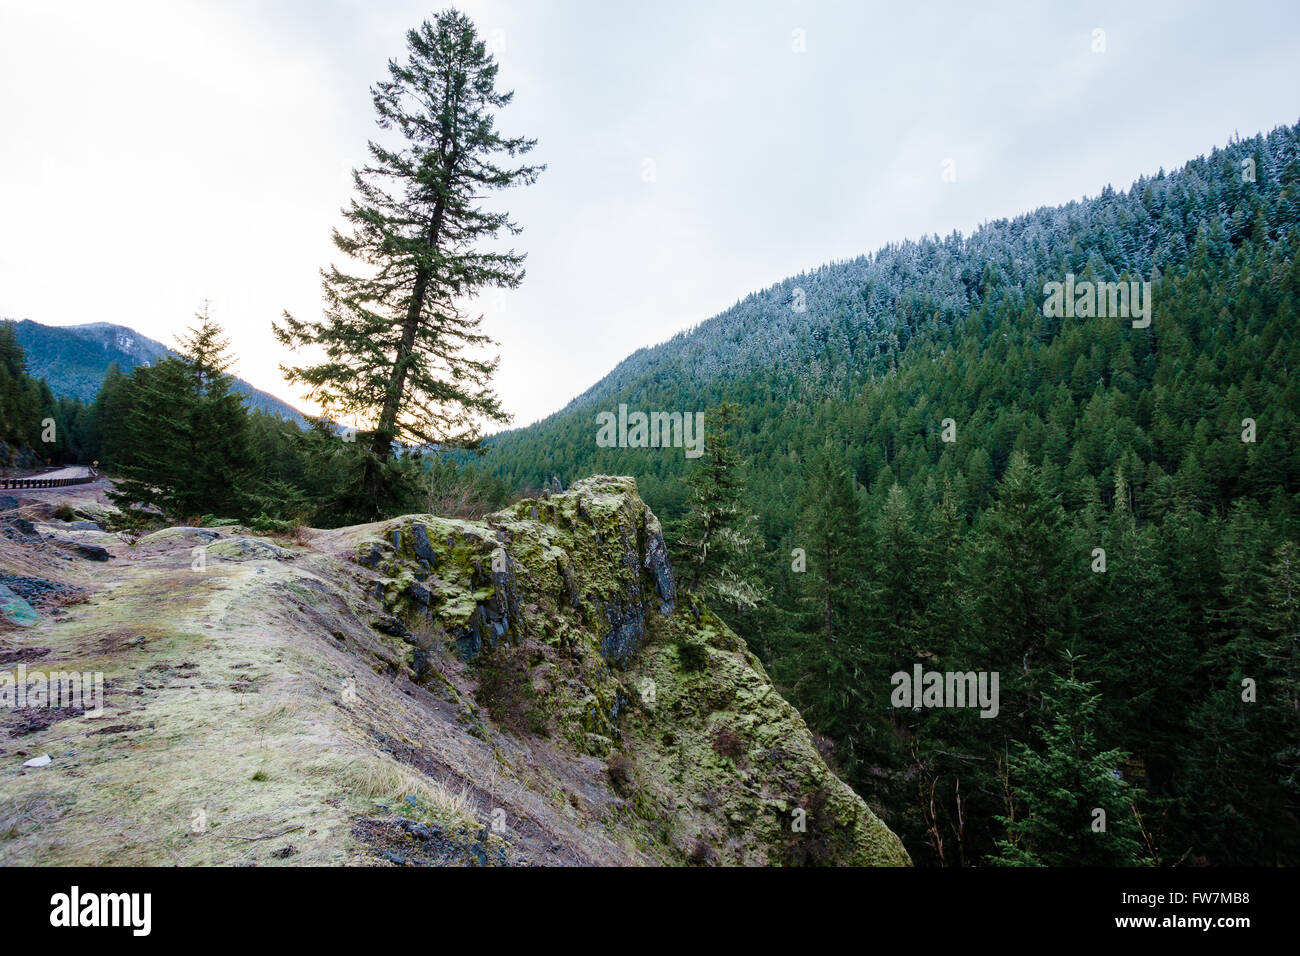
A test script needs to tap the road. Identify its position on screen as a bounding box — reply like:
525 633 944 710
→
1 466 108 494
28 466 95 481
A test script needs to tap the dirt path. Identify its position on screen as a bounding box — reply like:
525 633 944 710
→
0 512 655 866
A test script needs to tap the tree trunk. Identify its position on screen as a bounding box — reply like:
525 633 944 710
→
371 264 432 458
369 181 450 460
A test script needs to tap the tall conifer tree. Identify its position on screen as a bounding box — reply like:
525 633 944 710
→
675 402 765 614
275 10 542 511
110 309 251 519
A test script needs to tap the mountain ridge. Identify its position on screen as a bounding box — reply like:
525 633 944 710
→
4 318 309 426
479 121 1300 511
0 476 908 866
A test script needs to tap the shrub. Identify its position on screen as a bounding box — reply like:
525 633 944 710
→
474 644 548 735
606 753 635 797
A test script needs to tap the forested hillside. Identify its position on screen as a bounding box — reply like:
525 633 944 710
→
477 123 1300 865
485 125 1300 510
6 319 308 424
0 323 94 467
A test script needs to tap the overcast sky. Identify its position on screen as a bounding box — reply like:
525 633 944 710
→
2 0 1299 428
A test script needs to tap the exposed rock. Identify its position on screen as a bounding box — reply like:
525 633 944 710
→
50 519 103 532
0 574 88 609
0 582 39 627
372 615 408 638
344 475 909 866
136 526 223 547
5 518 35 538
72 542 111 562
410 523 437 566
204 537 295 562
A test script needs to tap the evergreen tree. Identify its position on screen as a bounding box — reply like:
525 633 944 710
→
960 452 1077 739
110 310 251 520
866 484 925 671
777 443 875 774
674 401 765 615
275 9 542 516
992 660 1150 866
1180 532 1300 864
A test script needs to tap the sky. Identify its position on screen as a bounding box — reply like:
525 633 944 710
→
3 0 1300 430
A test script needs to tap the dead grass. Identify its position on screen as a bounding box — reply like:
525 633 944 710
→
0 513 661 867
0 533 73 582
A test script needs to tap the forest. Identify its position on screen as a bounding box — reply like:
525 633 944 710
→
477 122 1300 866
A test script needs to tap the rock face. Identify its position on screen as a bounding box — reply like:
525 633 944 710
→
353 475 909 866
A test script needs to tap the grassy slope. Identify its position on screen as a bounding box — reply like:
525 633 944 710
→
0 480 907 866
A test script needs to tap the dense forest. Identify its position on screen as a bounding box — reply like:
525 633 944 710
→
4 107 1296 866
477 123 1300 865
0 323 95 467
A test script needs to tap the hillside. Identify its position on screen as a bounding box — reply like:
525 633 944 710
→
473 121 1300 866
0 478 907 866
481 123 1300 514
5 319 308 426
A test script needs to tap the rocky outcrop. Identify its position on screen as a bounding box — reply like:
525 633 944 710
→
347 475 909 866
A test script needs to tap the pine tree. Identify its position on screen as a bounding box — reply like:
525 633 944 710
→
960 451 1076 739
867 484 925 669
274 10 542 515
674 402 764 614
992 660 1150 866
0 324 41 450
1264 541 1300 717
777 443 876 774
1084 476 1192 795
1181 531 1300 864
110 310 251 520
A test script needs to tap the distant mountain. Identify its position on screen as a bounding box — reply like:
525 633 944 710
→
3 319 309 426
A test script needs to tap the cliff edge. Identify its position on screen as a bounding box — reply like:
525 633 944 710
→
0 476 908 866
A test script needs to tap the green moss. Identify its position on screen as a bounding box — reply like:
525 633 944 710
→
341 475 910 866
206 537 295 562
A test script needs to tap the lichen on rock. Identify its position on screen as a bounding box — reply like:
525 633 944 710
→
343 475 909 866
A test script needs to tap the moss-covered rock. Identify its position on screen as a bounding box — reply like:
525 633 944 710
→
205 536 297 562
344 475 909 866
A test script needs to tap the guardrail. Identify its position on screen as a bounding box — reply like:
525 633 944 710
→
0 473 98 490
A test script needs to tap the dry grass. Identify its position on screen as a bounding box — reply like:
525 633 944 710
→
0 532 70 581
327 755 479 824
0 534 493 866
0 511 659 867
